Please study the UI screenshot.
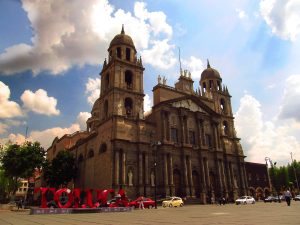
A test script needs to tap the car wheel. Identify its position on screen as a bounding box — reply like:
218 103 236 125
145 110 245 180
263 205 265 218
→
180 203 183 207
169 204 173 208
148 205 153 209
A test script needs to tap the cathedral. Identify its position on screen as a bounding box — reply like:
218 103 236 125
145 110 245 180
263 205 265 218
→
47 26 250 203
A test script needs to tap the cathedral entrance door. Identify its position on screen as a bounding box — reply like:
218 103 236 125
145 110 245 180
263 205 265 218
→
173 169 182 197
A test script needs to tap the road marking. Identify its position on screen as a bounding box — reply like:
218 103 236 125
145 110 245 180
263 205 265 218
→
211 212 229 215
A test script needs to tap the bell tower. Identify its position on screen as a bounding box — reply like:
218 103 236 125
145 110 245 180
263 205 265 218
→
98 26 145 121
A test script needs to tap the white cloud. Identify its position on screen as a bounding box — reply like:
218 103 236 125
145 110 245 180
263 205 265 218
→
77 112 91 130
144 94 152 113
0 124 80 149
182 56 204 80
0 81 23 119
0 0 175 75
141 39 176 70
86 77 100 105
235 94 300 165
278 74 300 122
236 8 248 19
260 0 300 41
21 89 60 116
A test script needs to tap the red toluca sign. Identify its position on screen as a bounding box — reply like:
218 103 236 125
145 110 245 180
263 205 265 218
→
34 187 129 208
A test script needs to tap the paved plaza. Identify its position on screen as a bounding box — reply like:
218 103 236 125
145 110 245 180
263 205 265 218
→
0 202 299 225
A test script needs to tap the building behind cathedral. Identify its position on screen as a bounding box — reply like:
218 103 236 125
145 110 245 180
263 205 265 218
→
47 27 270 203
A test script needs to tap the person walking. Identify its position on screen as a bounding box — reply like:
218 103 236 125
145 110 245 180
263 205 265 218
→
17 198 23 210
139 196 145 209
284 189 292 206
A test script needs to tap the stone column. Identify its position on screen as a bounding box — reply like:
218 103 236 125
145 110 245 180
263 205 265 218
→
183 155 189 196
121 151 126 185
220 160 228 198
114 150 119 186
161 111 166 141
204 158 210 191
188 156 195 197
217 159 224 194
138 152 143 185
145 153 149 185
164 153 169 196
168 154 174 196
200 156 207 203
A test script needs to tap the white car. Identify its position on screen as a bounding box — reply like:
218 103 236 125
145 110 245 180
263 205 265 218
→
235 196 255 205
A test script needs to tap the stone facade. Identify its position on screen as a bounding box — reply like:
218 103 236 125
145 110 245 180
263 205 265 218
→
47 27 249 203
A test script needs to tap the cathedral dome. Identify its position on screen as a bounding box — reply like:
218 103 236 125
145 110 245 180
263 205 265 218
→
109 26 136 50
200 60 221 80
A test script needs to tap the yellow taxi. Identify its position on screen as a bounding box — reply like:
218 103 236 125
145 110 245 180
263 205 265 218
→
162 197 184 207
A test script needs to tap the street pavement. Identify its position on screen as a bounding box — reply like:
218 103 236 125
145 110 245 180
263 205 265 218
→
0 201 299 225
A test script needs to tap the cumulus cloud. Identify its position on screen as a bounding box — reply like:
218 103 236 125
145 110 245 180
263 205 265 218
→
278 75 300 122
0 124 80 149
86 77 100 105
144 94 152 113
77 112 91 130
0 0 175 75
0 81 23 119
260 0 300 41
235 94 300 165
182 56 204 80
141 39 176 69
236 8 248 19
21 89 60 116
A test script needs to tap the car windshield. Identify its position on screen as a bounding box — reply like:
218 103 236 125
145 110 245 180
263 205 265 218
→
239 196 247 199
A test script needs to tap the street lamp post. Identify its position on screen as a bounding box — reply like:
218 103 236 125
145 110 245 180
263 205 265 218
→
151 141 161 209
265 157 280 202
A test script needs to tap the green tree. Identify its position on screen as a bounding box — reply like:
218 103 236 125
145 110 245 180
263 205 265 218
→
0 142 46 196
43 150 77 188
0 169 15 202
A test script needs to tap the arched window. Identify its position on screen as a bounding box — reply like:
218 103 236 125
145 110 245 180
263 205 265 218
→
116 47 121 58
125 70 133 89
104 100 108 119
220 98 226 114
223 121 228 135
99 143 107 154
217 81 221 90
209 80 213 89
124 97 133 116
78 154 84 163
126 48 131 61
105 73 109 90
88 149 94 158
202 82 206 92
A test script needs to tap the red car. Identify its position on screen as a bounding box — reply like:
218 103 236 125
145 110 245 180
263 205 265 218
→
129 197 155 209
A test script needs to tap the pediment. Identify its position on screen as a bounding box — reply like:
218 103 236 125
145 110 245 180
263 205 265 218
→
171 99 208 114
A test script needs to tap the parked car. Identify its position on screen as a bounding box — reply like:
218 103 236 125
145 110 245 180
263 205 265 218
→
294 195 300 201
235 196 255 205
162 197 184 208
264 196 275 203
129 197 155 209
273 195 285 202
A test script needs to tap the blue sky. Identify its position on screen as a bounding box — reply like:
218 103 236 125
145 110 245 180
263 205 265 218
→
0 0 300 165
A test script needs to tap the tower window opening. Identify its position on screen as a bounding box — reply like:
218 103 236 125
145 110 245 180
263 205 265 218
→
125 70 133 89
126 48 131 61
220 98 226 114
124 97 133 116
99 143 107 154
105 73 109 90
203 82 206 92
223 121 228 135
116 47 121 58
104 100 108 119
205 134 212 147
209 80 213 90
217 81 221 90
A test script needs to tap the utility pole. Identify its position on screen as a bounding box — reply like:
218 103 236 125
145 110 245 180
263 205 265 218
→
290 152 299 193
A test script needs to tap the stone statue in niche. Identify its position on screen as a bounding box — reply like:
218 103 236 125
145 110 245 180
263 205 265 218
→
150 171 155 186
117 100 122 115
128 170 133 186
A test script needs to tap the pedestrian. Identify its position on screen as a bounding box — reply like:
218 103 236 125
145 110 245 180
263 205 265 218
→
284 189 292 206
210 196 215 204
139 196 145 209
17 198 23 210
